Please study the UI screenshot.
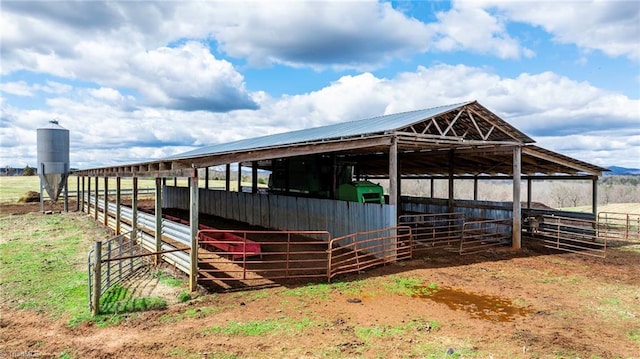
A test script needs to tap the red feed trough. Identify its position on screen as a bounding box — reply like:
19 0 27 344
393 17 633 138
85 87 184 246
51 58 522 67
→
198 230 262 260
139 208 262 260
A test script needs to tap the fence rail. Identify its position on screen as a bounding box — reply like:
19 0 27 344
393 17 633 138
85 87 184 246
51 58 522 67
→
328 226 412 280
598 212 640 241
399 213 464 251
460 218 512 254
527 214 606 258
197 229 331 285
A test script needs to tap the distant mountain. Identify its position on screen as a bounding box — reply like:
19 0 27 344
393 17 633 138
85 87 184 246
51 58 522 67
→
607 166 640 175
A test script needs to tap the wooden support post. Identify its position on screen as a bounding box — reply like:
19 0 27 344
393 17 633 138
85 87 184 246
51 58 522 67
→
94 177 99 221
87 176 91 215
155 177 163 265
527 178 532 209
397 154 402 215
131 177 138 243
39 164 44 213
91 241 102 316
63 175 68 212
330 155 337 199
189 171 199 292
103 177 108 226
237 163 242 192
81 176 85 213
115 177 121 235
448 150 455 213
388 137 399 260
430 178 434 198
512 146 522 250
173 177 177 187
225 164 231 191
388 137 398 208
592 177 598 217
252 161 258 194
76 176 80 211
204 167 209 189
473 177 478 201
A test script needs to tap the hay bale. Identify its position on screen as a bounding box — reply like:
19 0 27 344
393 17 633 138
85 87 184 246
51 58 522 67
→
18 191 40 203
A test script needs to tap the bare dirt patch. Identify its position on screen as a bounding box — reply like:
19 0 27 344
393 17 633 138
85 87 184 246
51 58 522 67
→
1 208 639 358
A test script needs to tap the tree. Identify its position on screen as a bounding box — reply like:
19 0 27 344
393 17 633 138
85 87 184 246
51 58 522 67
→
23 165 36 176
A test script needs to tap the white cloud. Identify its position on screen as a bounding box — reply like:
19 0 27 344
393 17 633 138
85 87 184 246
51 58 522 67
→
6 63 638 168
474 0 640 61
207 1 432 69
0 81 34 96
129 42 257 111
427 4 534 59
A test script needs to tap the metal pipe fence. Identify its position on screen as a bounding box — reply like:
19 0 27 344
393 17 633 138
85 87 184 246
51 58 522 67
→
598 212 640 242
87 229 147 315
197 229 331 284
399 213 464 251
460 218 512 254
527 214 606 258
328 226 412 281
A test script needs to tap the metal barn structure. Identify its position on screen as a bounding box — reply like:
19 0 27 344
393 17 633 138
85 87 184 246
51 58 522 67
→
75 101 608 292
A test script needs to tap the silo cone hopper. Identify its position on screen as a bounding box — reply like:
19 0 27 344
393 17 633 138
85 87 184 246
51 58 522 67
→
41 167 69 202
37 120 70 210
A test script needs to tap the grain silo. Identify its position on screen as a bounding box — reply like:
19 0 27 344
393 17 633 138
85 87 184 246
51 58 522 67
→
37 120 70 211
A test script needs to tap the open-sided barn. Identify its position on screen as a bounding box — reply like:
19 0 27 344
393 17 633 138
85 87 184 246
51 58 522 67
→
75 101 607 293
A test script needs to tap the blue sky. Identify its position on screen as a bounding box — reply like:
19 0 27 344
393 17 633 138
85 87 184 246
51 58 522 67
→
1 0 639 169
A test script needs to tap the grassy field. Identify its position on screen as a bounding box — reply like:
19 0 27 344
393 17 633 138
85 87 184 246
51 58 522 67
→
0 175 260 203
563 203 640 214
0 213 186 327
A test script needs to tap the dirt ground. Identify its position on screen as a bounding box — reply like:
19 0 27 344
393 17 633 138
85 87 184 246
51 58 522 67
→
1 203 640 358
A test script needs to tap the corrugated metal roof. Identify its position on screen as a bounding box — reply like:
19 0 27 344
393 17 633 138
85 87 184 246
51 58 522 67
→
167 101 473 160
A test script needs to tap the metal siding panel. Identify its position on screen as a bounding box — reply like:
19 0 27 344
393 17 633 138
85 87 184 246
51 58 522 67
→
260 195 269 228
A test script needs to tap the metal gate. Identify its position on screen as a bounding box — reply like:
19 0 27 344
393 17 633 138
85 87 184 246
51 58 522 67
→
598 212 640 242
399 213 464 252
87 229 148 315
328 226 412 281
524 214 606 258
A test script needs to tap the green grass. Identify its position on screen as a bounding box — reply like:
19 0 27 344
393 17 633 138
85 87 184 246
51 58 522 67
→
628 328 640 344
99 284 167 314
204 317 317 336
153 269 185 287
0 213 168 327
283 282 335 299
0 213 104 322
380 276 439 296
